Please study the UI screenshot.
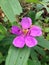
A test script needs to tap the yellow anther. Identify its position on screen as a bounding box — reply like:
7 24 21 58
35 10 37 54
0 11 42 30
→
23 29 28 34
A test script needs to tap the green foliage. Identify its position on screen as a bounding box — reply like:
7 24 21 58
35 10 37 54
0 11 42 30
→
0 35 15 45
26 0 40 3
0 34 5 41
29 49 41 65
5 46 30 65
34 46 46 56
0 24 7 35
36 10 44 19
46 34 49 40
42 0 49 2
0 53 4 64
44 17 49 23
40 1 49 13
28 59 41 65
31 49 38 60
37 36 49 50
27 11 36 23
43 27 49 33
0 0 22 22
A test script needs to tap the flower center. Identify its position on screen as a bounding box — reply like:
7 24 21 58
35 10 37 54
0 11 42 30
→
23 29 29 35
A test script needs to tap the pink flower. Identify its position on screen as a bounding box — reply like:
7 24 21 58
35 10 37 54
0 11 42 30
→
11 17 42 48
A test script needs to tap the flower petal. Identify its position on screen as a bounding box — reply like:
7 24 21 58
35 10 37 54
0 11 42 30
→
11 26 22 35
13 35 25 48
25 36 38 47
30 25 42 36
21 17 32 29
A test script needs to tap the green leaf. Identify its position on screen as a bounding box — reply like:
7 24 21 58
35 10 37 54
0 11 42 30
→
0 35 15 45
43 27 49 32
26 0 39 3
8 0 22 15
5 46 30 65
41 56 49 62
3 16 8 22
30 48 41 65
32 60 41 65
46 34 49 40
36 4 44 11
44 17 49 23
36 10 44 19
0 53 4 64
0 24 7 35
42 0 49 3
0 0 15 22
0 0 22 22
45 6 49 13
34 46 46 56
0 34 5 41
28 59 41 65
40 2 49 13
37 36 49 50
28 59 33 65
27 11 36 23
31 49 38 60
